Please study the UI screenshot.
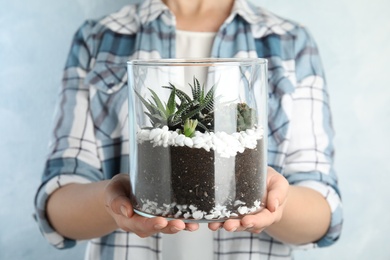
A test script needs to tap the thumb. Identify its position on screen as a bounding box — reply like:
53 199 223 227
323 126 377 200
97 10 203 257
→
266 167 289 213
104 174 134 217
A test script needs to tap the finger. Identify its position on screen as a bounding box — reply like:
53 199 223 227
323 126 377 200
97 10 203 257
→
208 222 223 231
104 174 131 207
222 219 246 232
130 216 188 236
159 219 186 234
108 195 134 218
104 175 134 218
123 215 169 237
266 167 289 212
240 210 275 232
185 222 199 232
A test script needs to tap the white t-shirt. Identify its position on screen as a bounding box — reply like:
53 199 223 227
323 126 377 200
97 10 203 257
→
162 29 216 260
176 29 216 58
174 30 216 94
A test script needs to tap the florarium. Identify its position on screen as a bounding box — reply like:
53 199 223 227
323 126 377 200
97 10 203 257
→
127 58 268 222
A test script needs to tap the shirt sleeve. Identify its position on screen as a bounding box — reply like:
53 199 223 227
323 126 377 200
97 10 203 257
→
34 21 105 249
283 26 343 248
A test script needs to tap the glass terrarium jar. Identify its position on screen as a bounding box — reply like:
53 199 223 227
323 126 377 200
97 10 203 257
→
127 58 268 222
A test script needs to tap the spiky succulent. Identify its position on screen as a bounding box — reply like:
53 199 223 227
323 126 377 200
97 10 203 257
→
135 77 215 136
135 77 257 137
163 77 216 133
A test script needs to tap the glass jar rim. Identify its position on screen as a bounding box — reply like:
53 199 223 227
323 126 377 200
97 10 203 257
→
128 57 267 66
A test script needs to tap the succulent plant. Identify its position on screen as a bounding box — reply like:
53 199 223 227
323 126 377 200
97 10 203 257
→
135 77 257 137
163 77 216 133
135 87 179 129
183 118 198 138
236 103 257 132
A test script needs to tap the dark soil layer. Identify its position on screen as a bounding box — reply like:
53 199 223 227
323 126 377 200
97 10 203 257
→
170 146 216 213
134 139 265 219
234 140 265 205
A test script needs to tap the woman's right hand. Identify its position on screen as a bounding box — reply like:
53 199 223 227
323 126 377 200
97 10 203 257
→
104 173 199 237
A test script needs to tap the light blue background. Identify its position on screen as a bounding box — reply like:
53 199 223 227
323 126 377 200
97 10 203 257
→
1 0 389 259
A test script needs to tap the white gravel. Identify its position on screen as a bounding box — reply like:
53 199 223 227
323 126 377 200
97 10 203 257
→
137 125 264 158
139 199 263 220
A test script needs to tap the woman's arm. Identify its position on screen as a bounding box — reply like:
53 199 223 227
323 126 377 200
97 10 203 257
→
46 174 199 240
47 180 116 240
47 170 327 245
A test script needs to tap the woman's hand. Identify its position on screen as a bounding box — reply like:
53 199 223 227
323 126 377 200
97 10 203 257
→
104 174 199 237
208 167 289 233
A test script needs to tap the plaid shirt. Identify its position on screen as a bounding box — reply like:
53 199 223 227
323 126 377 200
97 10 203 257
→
34 0 343 259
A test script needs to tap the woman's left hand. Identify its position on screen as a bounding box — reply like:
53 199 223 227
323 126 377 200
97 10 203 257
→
208 166 289 233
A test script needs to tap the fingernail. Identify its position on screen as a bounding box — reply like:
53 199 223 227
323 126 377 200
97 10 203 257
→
154 224 164 230
245 224 254 230
121 206 128 217
274 199 280 211
170 226 180 232
185 226 195 232
229 227 237 232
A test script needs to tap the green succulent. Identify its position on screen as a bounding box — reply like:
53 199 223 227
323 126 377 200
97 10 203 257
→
236 103 257 132
183 118 198 138
135 87 193 131
163 77 216 133
135 77 257 137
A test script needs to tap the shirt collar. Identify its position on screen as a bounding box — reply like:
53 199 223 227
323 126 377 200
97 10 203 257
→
227 0 265 25
99 0 293 36
138 0 172 25
228 0 295 36
137 0 263 26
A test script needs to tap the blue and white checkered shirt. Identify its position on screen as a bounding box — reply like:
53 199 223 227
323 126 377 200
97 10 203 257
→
34 0 343 259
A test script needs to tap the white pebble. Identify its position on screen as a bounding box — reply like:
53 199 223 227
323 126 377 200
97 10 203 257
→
184 137 194 147
161 131 170 144
204 214 215 220
237 206 248 215
234 200 246 207
175 134 185 146
149 128 162 140
192 211 204 220
212 210 222 218
174 211 182 218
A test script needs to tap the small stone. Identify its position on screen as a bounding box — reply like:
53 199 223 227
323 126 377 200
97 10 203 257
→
192 211 204 220
184 137 194 147
237 206 248 215
149 128 162 140
234 200 246 207
189 205 197 212
212 210 221 218
174 211 182 218
204 214 215 220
